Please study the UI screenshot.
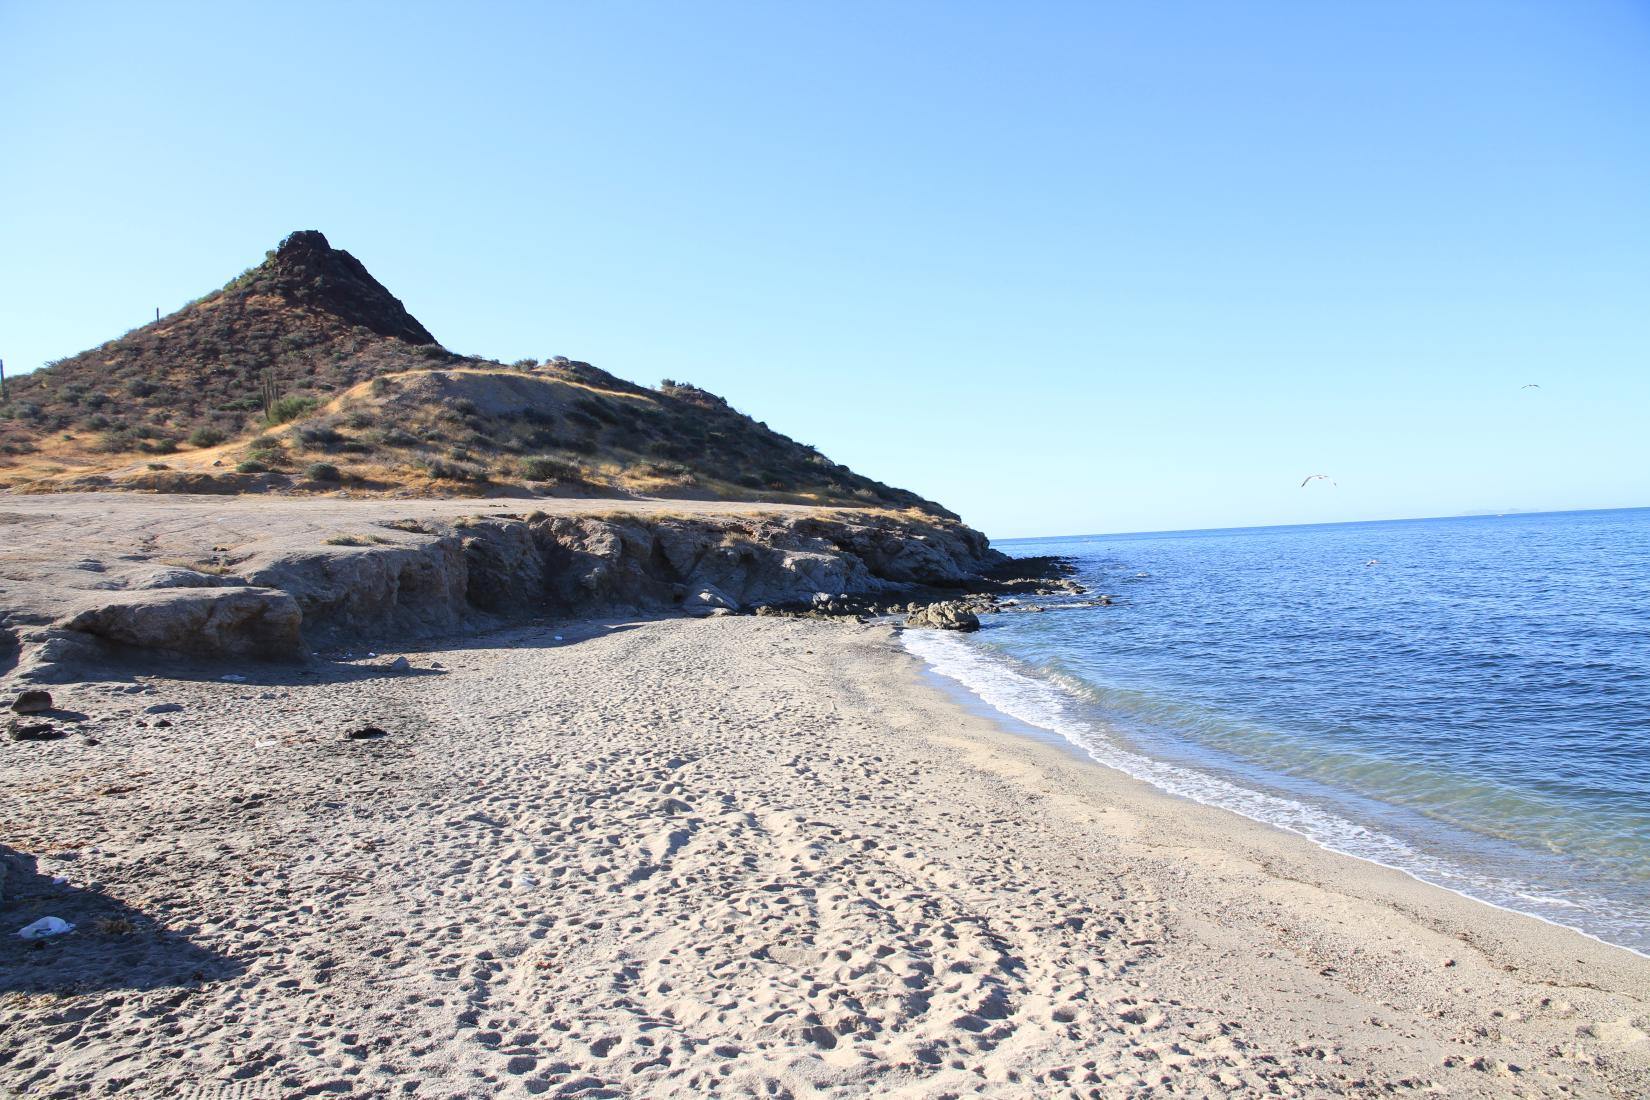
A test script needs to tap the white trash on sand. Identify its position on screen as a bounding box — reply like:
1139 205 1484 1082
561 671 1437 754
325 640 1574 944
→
18 916 75 939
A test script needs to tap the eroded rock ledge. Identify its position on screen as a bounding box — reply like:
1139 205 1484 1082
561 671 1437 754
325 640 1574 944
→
7 510 1077 681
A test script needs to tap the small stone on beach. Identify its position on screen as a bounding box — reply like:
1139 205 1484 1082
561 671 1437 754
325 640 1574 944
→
11 690 53 715
343 725 388 741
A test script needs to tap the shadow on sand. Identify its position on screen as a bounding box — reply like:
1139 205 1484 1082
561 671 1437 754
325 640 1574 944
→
47 618 650 688
0 846 243 995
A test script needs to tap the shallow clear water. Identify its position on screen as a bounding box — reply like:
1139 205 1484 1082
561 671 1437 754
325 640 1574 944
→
904 508 1650 954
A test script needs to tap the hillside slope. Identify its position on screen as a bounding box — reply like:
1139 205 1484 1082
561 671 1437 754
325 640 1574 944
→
0 232 949 516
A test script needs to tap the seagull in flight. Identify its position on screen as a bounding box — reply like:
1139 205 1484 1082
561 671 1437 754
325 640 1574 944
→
1300 474 1336 488
1521 383 1541 389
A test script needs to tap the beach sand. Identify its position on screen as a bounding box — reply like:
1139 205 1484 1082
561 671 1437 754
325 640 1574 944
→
2 616 1646 1098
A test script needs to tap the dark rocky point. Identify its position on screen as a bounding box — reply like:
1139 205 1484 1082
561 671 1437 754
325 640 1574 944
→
906 603 981 632
263 230 437 345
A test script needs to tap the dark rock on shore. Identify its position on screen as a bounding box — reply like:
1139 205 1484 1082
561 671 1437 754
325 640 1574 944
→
906 603 981 632
11 689 52 714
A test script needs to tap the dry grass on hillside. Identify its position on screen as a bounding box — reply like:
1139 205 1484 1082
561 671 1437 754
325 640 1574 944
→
0 231 951 515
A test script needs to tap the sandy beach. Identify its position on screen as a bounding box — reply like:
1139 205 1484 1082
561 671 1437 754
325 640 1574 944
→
2 615 1647 1098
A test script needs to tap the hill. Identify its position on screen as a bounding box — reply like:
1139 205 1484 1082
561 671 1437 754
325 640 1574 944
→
0 231 951 516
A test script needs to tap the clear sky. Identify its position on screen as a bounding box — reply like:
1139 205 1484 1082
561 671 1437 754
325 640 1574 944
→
3 1 1647 538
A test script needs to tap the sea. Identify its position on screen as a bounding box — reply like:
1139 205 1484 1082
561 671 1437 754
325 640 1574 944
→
903 507 1650 955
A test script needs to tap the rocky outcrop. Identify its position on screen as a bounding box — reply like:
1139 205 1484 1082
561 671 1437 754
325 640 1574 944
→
10 509 1072 678
264 230 437 345
906 603 981 632
59 588 304 660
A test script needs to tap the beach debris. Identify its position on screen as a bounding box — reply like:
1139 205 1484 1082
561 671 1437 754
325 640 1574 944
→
11 689 53 714
7 719 62 741
343 725 388 741
144 703 184 714
18 916 74 940
1300 473 1337 488
220 674 246 683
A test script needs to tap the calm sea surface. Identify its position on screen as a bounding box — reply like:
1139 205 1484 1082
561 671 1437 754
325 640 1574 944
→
903 508 1650 954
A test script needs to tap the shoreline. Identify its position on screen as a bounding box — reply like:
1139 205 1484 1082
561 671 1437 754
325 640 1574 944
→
3 616 1646 1097
906 633 1650 962
902 632 1650 970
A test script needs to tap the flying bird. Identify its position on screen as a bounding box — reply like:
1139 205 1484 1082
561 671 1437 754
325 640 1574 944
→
1300 474 1336 488
1521 384 1541 389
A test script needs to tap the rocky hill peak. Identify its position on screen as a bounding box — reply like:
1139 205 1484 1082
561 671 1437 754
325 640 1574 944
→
258 230 436 345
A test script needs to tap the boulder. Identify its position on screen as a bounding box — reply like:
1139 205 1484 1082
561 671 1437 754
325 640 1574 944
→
683 585 737 615
11 690 53 714
59 587 305 660
906 603 981 632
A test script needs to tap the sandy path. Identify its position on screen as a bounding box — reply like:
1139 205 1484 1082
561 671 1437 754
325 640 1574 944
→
1 618 1645 1098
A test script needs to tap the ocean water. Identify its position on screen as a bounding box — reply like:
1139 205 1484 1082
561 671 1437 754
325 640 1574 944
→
904 508 1650 954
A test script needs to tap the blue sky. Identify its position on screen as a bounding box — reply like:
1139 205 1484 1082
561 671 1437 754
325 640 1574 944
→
3 1 1646 537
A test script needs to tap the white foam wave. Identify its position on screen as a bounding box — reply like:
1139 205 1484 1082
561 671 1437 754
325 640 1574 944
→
902 629 1650 956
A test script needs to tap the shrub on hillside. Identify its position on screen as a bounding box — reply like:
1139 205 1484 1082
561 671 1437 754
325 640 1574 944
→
519 456 581 482
366 427 418 448
264 396 318 426
295 421 343 448
187 426 228 448
304 461 341 482
421 456 489 482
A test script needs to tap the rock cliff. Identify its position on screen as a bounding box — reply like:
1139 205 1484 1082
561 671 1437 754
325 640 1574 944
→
5 507 1071 681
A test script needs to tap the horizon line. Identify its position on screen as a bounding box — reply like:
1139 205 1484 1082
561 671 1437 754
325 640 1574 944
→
998 503 1650 543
